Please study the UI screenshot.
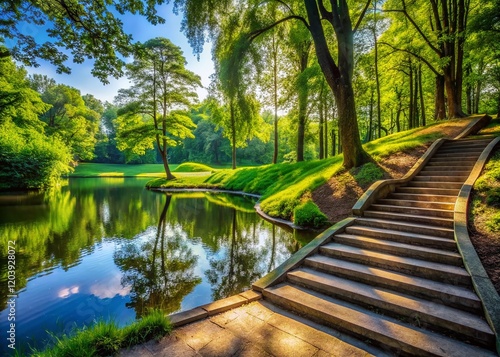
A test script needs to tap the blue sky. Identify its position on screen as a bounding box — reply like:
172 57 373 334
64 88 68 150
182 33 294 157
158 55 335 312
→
20 3 213 103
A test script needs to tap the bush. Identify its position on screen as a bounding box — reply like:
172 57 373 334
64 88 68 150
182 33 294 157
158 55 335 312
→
0 124 72 189
486 212 500 233
293 201 328 228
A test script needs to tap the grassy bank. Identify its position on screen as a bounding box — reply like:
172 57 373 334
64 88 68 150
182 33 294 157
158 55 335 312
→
32 310 171 357
148 118 475 227
469 120 500 293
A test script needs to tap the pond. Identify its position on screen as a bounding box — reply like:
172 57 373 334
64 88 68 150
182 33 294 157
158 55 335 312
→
0 178 316 354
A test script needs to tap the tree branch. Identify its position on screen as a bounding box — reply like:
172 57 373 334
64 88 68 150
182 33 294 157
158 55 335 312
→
318 0 333 22
354 0 372 32
248 15 309 42
384 8 442 55
379 41 440 76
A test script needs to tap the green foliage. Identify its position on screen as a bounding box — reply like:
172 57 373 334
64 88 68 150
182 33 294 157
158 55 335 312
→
293 201 328 228
1 0 167 83
0 121 72 190
174 162 215 172
37 83 100 160
353 163 385 186
34 310 171 357
0 56 49 128
485 213 500 232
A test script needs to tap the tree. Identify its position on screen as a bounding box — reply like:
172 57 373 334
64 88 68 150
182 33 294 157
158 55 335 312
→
173 0 372 169
385 0 472 119
0 0 169 83
0 55 72 189
35 83 100 160
115 38 201 179
210 10 270 169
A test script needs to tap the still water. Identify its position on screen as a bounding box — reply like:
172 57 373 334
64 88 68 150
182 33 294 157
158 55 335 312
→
0 178 315 354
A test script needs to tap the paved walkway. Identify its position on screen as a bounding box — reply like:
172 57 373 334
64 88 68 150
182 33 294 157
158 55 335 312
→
120 300 389 357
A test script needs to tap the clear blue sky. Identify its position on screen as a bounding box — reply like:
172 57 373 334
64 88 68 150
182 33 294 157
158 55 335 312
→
22 3 213 104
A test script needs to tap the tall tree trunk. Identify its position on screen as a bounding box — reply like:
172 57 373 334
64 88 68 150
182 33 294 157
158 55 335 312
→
230 101 237 169
324 103 328 158
304 0 369 169
272 34 279 164
368 89 374 141
296 79 307 162
497 92 500 119
296 42 310 162
418 63 426 126
319 96 324 159
414 64 419 128
435 75 446 120
465 63 473 114
319 81 325 159
409 60 415 129
331 130 336 156
373 0 382 139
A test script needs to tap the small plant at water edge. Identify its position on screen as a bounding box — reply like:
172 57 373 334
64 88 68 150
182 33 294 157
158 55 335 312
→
293 201 328 228
33 310 171 356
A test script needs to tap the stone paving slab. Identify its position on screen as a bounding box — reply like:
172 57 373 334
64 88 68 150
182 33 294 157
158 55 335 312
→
120 300 387 357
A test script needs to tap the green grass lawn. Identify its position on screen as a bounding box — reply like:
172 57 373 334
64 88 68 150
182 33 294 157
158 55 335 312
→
70 163 175 177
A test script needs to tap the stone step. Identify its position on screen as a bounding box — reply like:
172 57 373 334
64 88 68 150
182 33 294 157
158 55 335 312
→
333 233 461 264
388 192 457 203
364 210 454 228
345 226 457 250
395 186 461 196
319 243 470 286
368 204 454 218
414 175 468 182
432 152 480 159
426 157 477 165
436 145 484 151
421 166 471 172
355 217 455 239
263 284 496 356
287 268 494 346
417 170 471 177
406 181 464 189
303 255 483 313
377 198 454 210
440 139 491 147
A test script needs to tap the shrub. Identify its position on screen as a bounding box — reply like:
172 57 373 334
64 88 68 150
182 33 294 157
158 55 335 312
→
485 212 500 233
293 201 328 228
0 124 72 189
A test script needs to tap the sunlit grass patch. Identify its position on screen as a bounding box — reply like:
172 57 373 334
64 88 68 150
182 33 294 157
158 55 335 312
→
173 162 216 173
71 163 171 177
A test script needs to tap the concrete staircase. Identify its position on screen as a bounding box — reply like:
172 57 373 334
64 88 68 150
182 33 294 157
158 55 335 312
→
260 138 498 356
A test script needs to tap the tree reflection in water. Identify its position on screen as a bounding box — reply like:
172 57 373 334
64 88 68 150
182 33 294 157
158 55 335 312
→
114 195 201 317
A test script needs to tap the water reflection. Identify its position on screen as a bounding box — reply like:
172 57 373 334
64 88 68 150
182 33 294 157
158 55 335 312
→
0 179 316 353
115 195 202 317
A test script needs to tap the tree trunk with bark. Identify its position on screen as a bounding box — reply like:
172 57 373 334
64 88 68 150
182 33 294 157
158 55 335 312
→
304 0 369 169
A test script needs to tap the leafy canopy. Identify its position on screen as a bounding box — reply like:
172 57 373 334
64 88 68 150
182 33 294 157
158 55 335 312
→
0 0 168 83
